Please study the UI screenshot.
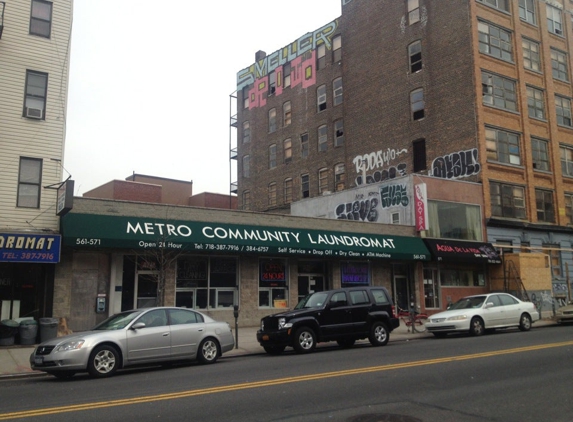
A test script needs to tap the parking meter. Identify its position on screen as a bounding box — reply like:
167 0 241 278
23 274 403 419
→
233 305 239 348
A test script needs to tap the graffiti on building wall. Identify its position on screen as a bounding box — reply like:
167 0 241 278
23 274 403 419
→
353 148 408 186
380 184 409 208
237 20 339 92
430 148 480 180
335 192 379 222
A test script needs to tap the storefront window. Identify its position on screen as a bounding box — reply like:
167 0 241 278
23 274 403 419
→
428 201 482 241
176 257 237 309
341 261 370 287
259 259 288 308
440 266 485 287
423 268 440 309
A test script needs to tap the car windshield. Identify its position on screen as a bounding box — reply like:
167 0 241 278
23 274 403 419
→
92 310 144 330
449 296 486 310
295 292 329 309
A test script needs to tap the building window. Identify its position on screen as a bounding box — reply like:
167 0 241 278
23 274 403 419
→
242 190 251 210
408 0 420 25
301 133 309 158
334 120 344 147
333 77 343 106
24 71 47 120
269 71 276 95
482 72 517 112
317 84 327 112
317 43 326 69
335 163 345 191
410 88 424 120
413 138 426 172
30 0 52 38
477 0 509 12
318 168 329 194
242 121 250 144
268 108 276 133
518 0 536 24
542 244 562 277
522 38 541 72
551 49 569 81
408 40 422 73
284 179 293 204
478 21 512 62
269 144 277 169
427 200 483 241
565 193 573 224
268 183 277 207
391 213 400 224
546 4 563 35
17 157 42 208
283 63 291 88
176 257 237 310
283 138 292 163
485 127 521 165
556 96 572 127
301 173 310 198
242 86 250 109
531 138 550 171
332 35 342 62
283 101 291 126
242 155 250 178
440 266 485 287
535 189 555 222
490 181 526 219
526 86 545 119
259 259 288 308
560 145 573 176
318 125 328 152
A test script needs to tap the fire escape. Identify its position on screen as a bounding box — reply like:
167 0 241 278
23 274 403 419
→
504 259 530 302
229 91 238 199
0 2 5 39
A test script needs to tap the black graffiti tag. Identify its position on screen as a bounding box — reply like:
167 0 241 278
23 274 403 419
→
431 148 480 179
380 184 409 208
335 198 379 222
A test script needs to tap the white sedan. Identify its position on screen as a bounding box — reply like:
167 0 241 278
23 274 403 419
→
425 293 539 337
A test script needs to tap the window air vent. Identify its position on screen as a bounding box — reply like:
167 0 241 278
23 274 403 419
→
25 107 43 119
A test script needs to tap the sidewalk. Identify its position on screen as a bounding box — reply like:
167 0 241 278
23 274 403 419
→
0 319 556 379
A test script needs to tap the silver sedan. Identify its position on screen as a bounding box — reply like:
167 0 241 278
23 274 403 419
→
425 293 539 337
30 307 234 378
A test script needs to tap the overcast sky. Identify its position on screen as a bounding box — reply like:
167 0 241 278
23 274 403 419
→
63 1 342 196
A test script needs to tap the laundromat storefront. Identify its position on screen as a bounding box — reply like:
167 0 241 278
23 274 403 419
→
61 213 430 327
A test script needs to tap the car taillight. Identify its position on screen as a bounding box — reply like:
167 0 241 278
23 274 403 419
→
392 305 397 318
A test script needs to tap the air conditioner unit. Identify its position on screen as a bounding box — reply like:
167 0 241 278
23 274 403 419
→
555 28 562 35
25 107 43 119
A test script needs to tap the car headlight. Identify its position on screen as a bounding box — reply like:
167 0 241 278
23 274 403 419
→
278 318 293 330
447 315 468 321
55 340 85 352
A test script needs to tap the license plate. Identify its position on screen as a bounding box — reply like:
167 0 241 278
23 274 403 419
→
34 357 43 365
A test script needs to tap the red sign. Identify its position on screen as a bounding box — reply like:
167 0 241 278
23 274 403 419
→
414 183 428 231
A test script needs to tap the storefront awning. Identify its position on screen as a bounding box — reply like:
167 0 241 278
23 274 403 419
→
62 213 431 261
423 239 501 264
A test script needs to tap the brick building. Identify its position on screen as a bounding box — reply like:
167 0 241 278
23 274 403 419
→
232 0 573 309
0 0 73 321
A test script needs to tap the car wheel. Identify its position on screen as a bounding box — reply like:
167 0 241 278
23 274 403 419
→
197 338 220 364
519 313 532 331
469 317 485 336
369 321 389 346
337 339 356 348
87 345 119 378
293 327 316 353
48 371 76 379
263 345 286 355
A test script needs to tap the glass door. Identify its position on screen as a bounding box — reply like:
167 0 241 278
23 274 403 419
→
135 272 159 308
423 268 440 309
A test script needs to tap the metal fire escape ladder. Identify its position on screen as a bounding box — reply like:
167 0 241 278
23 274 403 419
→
504 259 530 302
0 2 6 39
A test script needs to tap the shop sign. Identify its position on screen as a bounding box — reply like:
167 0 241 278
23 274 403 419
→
0 233 61 263
62 214 431 261
414 183 428 231
423 239 501 264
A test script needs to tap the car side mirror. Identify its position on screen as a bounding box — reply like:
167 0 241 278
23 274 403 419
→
131 322 146 330
485 302 494 309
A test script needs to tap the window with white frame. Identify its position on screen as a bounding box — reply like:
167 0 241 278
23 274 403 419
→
301 133 309 158
556 96 572 127
332 35 342 62
176 257 237 309
546 4 563 35
427 200 483 240
408 0 420 25
283 138 292 163
335 163 345 191
317 43 326 69
518 0 536 24
333 77 343 106
24 70 47 120
30 0 52 38
482 71 517 111
259 259 288 308
485 126 521 165
478 21 513 62
318 125 328 152
283 62 291 88
317 84 327 112
531 137 550 171
565 193 573 224
535 189 555 223
334 119 344 147
17 157 42 208
526 86 545 119
283 101 292 126
269 144 277 169
551 48 569 81
477 0 509 12
542 244 562 277
269 108 277 133
560 145 573 177
301 173 310 198
522 38 541 72
490 181 526 219
409 40 422 73
284 178 293 204
410 88 424 120
242 86 250 109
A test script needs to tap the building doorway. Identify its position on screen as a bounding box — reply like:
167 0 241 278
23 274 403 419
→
135 271 159 308
297 276 324 303
423 268 440 309
394 275 409 311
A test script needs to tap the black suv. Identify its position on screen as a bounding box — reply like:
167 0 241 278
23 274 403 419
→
256 286 399 355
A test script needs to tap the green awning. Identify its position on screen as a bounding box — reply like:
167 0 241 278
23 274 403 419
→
62 213 430 261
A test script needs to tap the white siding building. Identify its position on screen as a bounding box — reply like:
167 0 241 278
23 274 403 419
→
0 0 72 321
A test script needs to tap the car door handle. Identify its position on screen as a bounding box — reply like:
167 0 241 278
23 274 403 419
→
198 328 204 332
162 332 169 336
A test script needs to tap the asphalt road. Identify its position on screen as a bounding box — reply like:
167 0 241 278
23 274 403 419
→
1 325 573 422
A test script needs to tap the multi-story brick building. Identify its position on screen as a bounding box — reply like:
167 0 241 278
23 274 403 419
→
233 0 573 309
0 0 73 320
